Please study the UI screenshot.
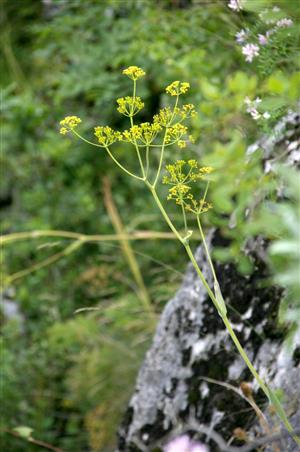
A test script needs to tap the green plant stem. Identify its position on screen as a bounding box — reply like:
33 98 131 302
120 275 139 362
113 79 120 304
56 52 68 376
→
146 183 183 243
196 215 217 281
152 94 179 188
131 80 146 179
182 203 188 233
147 185 300 445
145 144 150 178
72 130 143 180
153 133 167 187
104 146 144 180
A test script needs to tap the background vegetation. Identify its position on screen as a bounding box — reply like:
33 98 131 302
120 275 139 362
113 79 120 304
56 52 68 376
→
1 0 299 451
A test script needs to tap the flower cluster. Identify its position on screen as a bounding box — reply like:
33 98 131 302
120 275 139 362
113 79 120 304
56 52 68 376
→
122 66 146 80
153 104 197 129
242 43 260 63
233 5 293 63
123 122 162 145
59 116 82 134
163 160 213 212
184 198 213 215
244 97 270 121
154 107 174 127
276 18 293 28
165 123 188 147
228 0 242 11
94 126 122 147
163 160 212 185
235 29 249 44
117 96 144 116
179 104 197 119
166 81 190 96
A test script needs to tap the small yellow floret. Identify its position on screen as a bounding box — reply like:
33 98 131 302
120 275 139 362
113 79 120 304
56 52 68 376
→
122 66 146 80
166 81 190 96
117 96 144 116
94 126 122 147
59 116 81 134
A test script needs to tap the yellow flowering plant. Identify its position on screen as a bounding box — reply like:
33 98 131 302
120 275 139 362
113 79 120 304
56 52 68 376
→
59 66 300 446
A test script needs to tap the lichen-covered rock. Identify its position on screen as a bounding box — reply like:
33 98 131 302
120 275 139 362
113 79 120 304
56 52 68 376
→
117 112 300 452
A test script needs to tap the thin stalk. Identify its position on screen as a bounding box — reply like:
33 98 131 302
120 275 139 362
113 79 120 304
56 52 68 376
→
72 130 142 180
223 316 300 444
196 215 217 282
130 80 146 179
145 144 150 178
153 133 167 187
184 243 222 313
146 183 183 243
104 146 144 181
153 94 179 187
181 203 188 234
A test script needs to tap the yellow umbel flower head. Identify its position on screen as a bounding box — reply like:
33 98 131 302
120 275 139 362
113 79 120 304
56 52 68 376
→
117 96 144 116
123 122 162 145
166 81 190 96
179 104 197 119
163 160 213 212
59 116 82 134
153 107 174 127
165 123 188 145
122 66 146 80
185 198 213 215
94 126 122 147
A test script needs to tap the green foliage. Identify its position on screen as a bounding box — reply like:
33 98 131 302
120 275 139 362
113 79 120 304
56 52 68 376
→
251 167 300 344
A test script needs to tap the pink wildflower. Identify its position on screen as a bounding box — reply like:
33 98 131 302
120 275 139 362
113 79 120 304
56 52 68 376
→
276 18 293 28
258 34 268 45
164 435 209 452
242 43 260 62
235 29 248 44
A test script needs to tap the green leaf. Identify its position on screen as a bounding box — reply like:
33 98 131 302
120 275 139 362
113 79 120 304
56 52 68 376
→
214 280 227 317
13 426 34 440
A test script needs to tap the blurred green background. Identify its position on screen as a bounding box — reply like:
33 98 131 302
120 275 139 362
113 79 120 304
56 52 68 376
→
1 0 299 450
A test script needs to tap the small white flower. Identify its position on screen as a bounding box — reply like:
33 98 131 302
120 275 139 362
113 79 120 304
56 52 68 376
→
244 97 270 121
228 0 242 11
258 34 268 45
235 29 248 44
272 6 280 12
242 43 260 62
249 108 261 120
276 18 293 28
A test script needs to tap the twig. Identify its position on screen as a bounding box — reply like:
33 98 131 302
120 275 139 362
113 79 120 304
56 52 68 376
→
5 240 83 284
3 429 64 452
103 177 154 317
1 229 178 245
